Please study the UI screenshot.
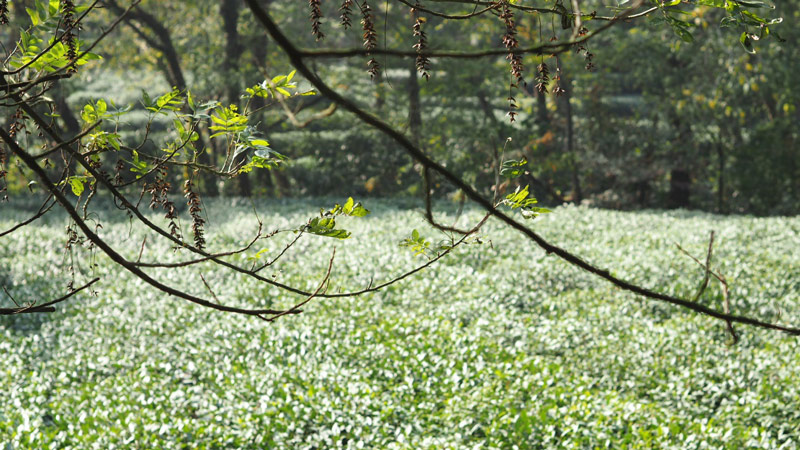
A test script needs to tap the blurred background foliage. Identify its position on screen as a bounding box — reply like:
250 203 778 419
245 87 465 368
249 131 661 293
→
1 0 797 215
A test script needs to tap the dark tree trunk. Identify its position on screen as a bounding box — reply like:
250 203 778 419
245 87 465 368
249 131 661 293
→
7 1 28 49
561 76 582 203
108 2 187 90
716 143 726 214
665 105 692 210
668 169 691 209
635 180 650 207
477 93 564 204
221 0 251 197
407 63 422 148
106 0 218 195
54 94 80 138
536 88 548 125
375 83 385 111
222 0 243 105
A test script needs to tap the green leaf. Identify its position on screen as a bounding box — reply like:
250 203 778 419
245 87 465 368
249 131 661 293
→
238 151 287 173
247 248 270 261
400 229 433 257
502 185 551 219
342 197 354 214
68 177 84 196
695 0 725 6
740 10 782 26
740 32 756 53
734 0 773 8
720 16 738 28
209 105 248 138
341 197 371 217
500 158 528 179
141 91 153 109
81 99 110 124
26 8 41 26
349 204 370 217
669 20 694 43
305 217 351 239
130 150 149 178
145 88 184 115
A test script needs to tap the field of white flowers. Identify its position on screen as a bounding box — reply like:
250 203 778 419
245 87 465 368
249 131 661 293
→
2 200 799 449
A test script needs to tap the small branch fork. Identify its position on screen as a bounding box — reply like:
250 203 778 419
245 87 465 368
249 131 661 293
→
1 127 302 318
244 0 800 337
0 194 57 238
676 232 738 344
0 278 100 315
265 248 336 322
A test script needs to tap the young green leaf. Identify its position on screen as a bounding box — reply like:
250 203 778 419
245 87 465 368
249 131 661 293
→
304 217 351 239
500 158 528 179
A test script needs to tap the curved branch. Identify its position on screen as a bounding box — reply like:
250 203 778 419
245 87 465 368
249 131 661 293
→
422 0 657 21
34 121 101 159
394 0 496 20
297 2 645 60
277 97 338 128
0 128 299 318
1 0 102 76
0 194 56 238
267 248 335 322
1 277 99 315
245 0 800 336
12 92 471 303
134 225 265 268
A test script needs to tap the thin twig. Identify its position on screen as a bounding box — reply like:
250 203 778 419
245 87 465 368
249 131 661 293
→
693 231 714 302
2 286 20 307
253 230 304 273
199 273 221 303
297 1 644 60
267 248 336 322
675 234 738 343
136 236 147 263
0 277 100 315
1 128 298 318
0 194 56 238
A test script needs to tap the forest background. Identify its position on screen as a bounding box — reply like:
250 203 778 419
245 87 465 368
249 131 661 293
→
2 0 798 215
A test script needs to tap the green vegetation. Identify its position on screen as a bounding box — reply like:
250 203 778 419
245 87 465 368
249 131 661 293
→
1 1 799 447
2 201 799 448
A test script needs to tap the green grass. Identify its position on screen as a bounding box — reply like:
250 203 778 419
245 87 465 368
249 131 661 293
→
1 199 799 449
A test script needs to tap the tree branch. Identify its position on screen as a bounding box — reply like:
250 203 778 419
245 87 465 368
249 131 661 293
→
0 128 299 318
245 0 800 336
1 277 100 315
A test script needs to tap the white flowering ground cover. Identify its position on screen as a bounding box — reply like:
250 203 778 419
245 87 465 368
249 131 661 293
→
1 199 799 449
